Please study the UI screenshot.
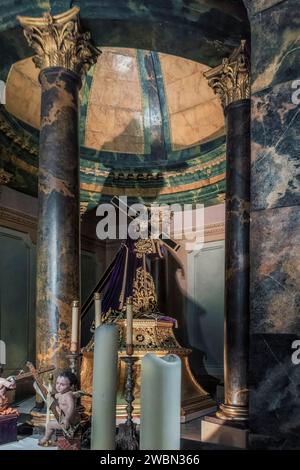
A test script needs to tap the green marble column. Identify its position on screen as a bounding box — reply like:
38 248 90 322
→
36 66 81 371
18 7 100 371
205 40 251 421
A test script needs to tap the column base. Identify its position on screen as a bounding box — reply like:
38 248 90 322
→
216 403 248 421
201 414 248 449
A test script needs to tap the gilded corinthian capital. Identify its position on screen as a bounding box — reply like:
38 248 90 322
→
204 40 250 110
17 7 100 77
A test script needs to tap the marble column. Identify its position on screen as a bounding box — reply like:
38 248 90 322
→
243 0 300 449
18 8 100 371
204 40 251 420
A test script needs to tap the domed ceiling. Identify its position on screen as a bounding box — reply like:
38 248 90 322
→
6 48 224 153
0 0 249 209
1 48 226 207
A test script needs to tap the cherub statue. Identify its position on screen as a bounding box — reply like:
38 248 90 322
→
0 376 19 416
38 370 80 446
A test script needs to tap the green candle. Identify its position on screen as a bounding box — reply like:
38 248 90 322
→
91 324 119 450
140 354 181 450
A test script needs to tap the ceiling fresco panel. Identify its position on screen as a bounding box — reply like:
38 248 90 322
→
85 48 144 153
170 100 224 150
5 58 40 129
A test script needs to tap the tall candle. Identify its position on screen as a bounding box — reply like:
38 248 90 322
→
140 354 181 450
94 292 102 328
45 373 54 427
70 300 79 353
126 297 133 355
0 340 6 365
91 324 118 450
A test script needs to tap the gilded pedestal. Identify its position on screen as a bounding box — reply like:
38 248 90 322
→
81 319 215 422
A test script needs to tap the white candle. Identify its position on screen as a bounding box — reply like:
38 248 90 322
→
126 297 133 355
140 354 181 450
94 292 102 328
71 300 79 352
91 325 119 450
0 340 6 365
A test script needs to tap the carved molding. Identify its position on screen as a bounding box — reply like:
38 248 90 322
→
0 206 111 249
204 40 250 109
81 155 226 181
0 206 37 244
204 221 225 242
0 115 38 156
18 7 101 77
111 171 163 182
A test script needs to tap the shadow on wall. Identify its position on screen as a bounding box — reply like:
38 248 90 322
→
81 119 223 397
161 252 222 398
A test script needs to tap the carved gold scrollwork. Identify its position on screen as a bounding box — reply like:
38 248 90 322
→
0 115 38 156
204 40 250 109
134 239 156 255
132 267 157 313
17 7 101 77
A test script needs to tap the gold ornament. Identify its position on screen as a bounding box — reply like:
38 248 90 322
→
134 239 156 256
132 267 157 314
17 7 101 77
204 40 250 109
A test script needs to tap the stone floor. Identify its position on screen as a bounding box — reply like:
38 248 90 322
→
0 396 57 451
0 435 57 450
181 416 202 442
0 396 238 451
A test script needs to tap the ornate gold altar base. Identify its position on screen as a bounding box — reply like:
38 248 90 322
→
80 318 215 422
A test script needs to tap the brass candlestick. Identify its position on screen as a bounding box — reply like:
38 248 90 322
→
67 351 81 375
116 354 139 450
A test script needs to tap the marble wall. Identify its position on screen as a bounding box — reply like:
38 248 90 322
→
0 226 36 378
163 204 225 395
187 241 225 380
246 0 300 449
